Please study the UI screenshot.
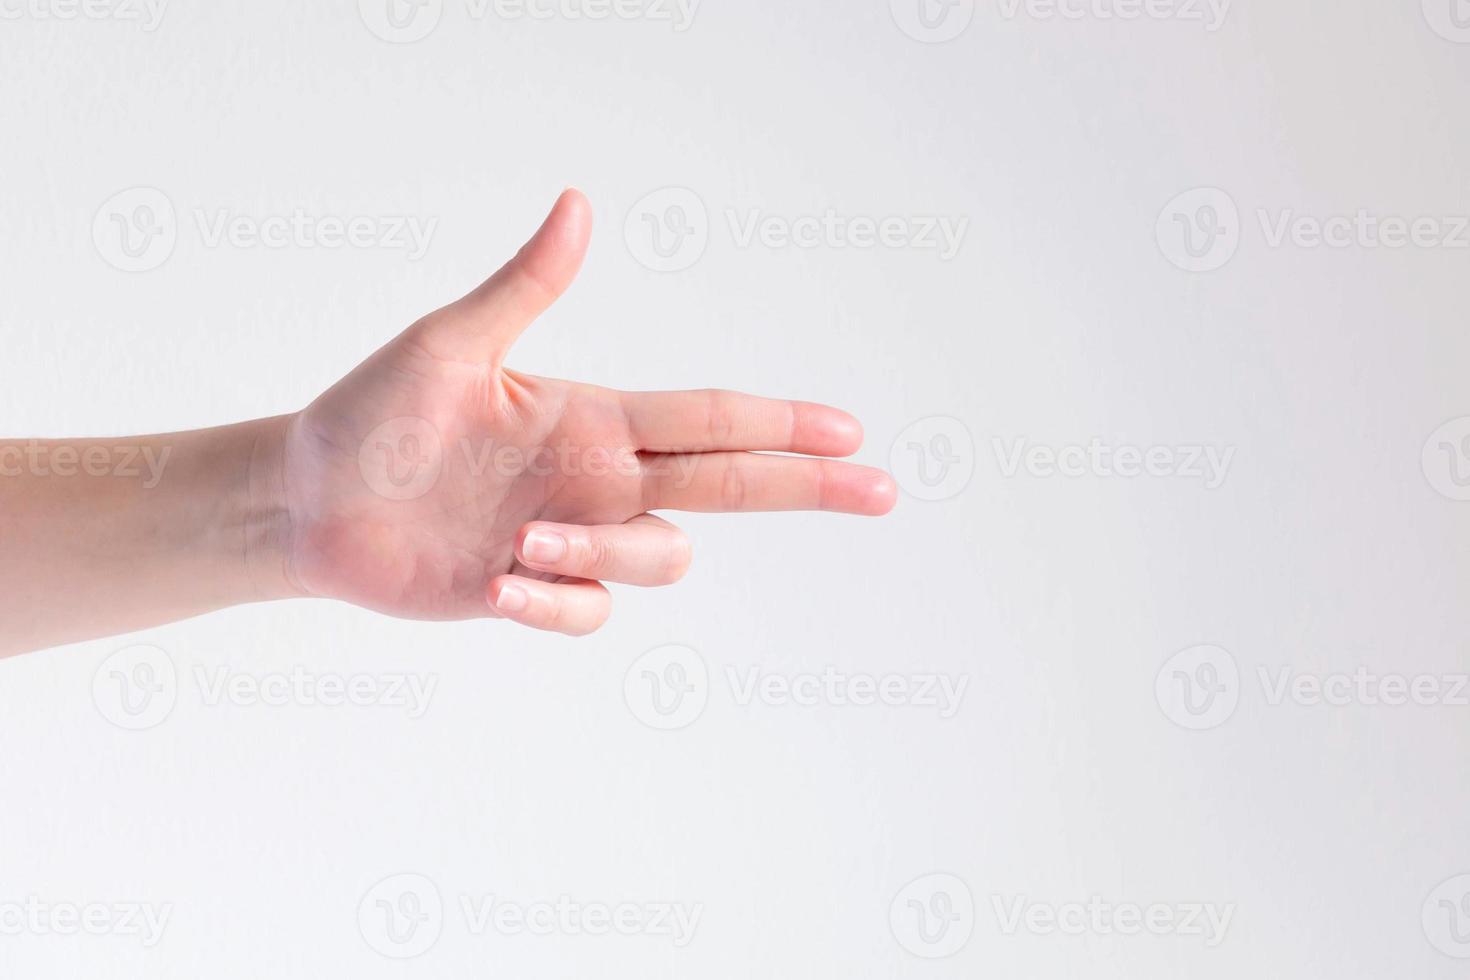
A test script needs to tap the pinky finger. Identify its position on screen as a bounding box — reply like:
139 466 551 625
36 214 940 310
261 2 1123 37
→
487 575 612 637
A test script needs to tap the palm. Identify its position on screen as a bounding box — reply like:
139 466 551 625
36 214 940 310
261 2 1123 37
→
273 191 893 634
284 355 643 619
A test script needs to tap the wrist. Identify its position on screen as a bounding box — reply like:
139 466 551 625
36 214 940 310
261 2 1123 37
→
241 414 305 603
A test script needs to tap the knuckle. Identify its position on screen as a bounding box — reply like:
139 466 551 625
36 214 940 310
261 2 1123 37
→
706 390 736 446
719 462 749 511
510 252 562 307
579 533 618 577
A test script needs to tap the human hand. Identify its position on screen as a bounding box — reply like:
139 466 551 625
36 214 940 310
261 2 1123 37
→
263 190 896 635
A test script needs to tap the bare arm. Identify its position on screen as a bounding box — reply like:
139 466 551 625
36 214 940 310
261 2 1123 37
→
0 191 895 658
0 419 298 657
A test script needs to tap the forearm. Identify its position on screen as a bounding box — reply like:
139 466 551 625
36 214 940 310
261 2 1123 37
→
0 416 299 657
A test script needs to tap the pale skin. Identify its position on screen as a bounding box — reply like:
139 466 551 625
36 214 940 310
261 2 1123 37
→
0 190 896 658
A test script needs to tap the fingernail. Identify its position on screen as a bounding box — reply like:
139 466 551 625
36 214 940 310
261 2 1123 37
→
495 583 529 614
522 529 567 564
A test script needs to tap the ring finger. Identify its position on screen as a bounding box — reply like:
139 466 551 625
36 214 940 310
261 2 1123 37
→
515 514 692 587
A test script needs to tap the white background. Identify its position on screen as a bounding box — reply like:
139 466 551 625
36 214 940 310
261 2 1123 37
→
2 0 1470 976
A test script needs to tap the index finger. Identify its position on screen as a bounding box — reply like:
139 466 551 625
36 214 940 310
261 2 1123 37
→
622 389 864 456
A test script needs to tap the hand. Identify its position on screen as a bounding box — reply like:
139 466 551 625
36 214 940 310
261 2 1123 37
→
266 190 896 635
